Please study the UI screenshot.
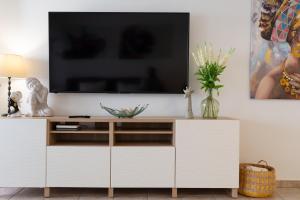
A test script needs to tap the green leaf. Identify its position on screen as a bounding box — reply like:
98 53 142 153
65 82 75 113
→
195 62 226 93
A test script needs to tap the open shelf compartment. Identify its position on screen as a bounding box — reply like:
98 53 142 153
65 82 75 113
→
50 121 109 133
114 133 173 146
48 121 109 146
113 122 174 146
114 122 173 132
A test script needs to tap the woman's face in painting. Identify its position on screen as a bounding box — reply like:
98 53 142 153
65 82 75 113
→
259 0 282 40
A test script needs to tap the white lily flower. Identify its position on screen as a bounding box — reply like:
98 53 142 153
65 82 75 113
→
192 43 234 67
192 52 200 66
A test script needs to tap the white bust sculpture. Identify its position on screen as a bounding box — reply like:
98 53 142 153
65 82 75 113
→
26 77 53 117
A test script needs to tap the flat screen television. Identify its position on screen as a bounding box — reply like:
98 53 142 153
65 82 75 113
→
49 12 190 93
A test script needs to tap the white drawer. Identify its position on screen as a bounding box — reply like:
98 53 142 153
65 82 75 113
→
47 146 110 188
111 147 175 188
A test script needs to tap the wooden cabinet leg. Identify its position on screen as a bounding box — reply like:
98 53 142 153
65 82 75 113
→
172 188 177 198
231 188 238 198
44 187 50 198
108 188 114 198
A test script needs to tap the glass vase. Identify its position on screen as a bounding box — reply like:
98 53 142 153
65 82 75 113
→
201 90 220 119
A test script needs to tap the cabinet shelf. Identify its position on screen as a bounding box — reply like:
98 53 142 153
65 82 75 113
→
51 130 109 134
114 142 173 146
114 130 173 135
50 141 109 146
114 122 173 132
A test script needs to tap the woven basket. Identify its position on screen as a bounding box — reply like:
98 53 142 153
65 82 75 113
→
239 160 276 198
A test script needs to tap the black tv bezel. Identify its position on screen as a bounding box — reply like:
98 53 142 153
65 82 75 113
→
48 11 190 94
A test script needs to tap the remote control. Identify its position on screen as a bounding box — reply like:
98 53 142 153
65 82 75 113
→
69 115 91 118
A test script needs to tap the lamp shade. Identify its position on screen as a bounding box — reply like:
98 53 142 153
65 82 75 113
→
0 54 26 78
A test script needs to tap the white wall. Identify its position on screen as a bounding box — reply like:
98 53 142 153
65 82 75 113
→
0 0 299 180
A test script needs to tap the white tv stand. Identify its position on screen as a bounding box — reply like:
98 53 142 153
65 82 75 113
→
0 116 239 198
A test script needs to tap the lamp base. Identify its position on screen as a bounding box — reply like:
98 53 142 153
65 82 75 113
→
2 77 12 117
7 77 11 114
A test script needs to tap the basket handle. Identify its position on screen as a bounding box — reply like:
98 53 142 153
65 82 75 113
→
258 160 269 166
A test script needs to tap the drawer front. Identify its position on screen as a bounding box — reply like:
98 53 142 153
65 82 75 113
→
111 147 175 188
176 120 240 188
0 119 47 187
47 146 110 187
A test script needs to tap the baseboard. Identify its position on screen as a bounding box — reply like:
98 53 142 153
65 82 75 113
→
277 180 300 188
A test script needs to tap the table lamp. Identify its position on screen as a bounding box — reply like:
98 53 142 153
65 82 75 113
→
0 54 26 116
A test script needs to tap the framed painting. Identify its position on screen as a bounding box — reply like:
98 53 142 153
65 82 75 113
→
250 0 300 99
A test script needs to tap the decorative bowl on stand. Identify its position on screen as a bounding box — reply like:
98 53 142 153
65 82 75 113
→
100 103 149 118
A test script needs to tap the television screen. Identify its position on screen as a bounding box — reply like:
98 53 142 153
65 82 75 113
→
49 12 189 93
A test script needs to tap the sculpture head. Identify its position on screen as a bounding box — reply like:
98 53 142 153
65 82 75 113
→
259 0 300 58
26 77 42 92
10 91 22 102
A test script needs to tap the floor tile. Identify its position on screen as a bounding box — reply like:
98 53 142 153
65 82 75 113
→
78 188 109 200
276 188 300 200
148 188 179 200
10 188 45 200
10 188 80 200
228 190 283 200
48 197 78 200
148 198 182 200
181 197 215 200
113 188 148 199
0 188 22 200
179 188 216 199
79 197 109 200
114 198 147 200
214 189 237 200
50 188 82 196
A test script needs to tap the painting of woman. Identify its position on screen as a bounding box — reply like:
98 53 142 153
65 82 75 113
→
250 0 300 99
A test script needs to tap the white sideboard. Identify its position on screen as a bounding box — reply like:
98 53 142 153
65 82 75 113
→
0 117 239 198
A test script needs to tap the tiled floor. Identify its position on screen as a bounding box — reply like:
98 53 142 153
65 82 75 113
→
0 187 299 200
